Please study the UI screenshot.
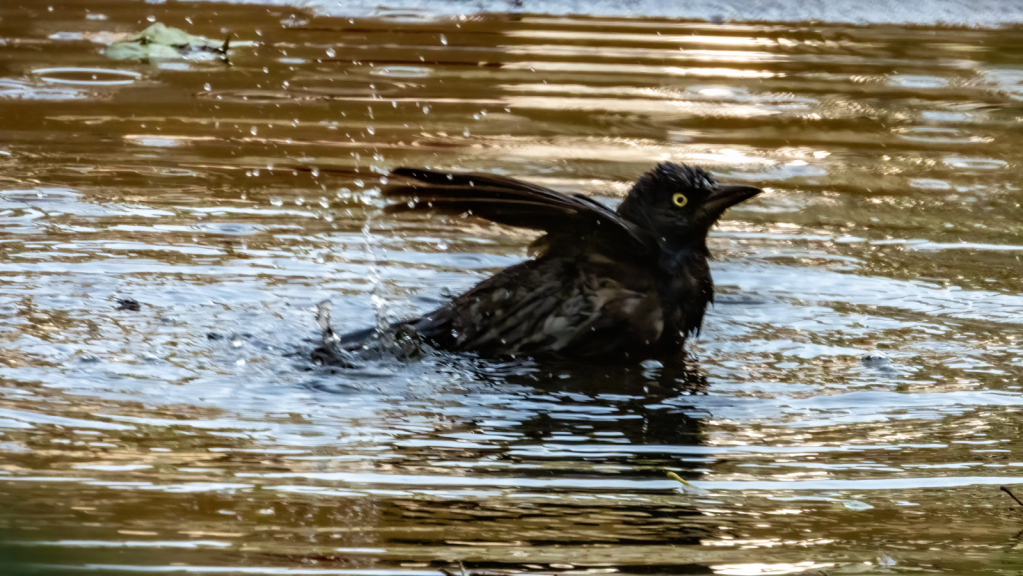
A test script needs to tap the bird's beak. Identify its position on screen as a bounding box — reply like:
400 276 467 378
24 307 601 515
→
700 184 763 221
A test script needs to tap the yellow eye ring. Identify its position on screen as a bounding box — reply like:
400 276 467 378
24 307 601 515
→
672 193 688 207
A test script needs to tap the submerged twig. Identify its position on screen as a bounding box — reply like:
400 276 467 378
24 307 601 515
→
219 35 232 65
667 470 708 495
666 471 693 487
1001 486 1023 507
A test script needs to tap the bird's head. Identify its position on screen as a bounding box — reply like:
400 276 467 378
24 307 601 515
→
617 162 762 249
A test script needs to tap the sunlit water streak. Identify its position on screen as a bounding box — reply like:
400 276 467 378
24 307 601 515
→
1 2 1023 575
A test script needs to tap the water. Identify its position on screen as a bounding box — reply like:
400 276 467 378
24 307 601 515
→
196 0 1023 26
2 1 1023 574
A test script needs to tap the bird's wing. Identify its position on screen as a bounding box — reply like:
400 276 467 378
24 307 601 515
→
383 167 654 253
412 256 663 357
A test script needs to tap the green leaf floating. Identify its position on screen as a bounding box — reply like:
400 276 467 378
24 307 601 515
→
106 23 247 61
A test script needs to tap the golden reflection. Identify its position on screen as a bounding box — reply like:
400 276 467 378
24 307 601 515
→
496 95 779 116
505 61 776 77
505 30 778 47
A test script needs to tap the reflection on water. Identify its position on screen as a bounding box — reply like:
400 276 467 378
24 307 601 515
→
2 1 1023 575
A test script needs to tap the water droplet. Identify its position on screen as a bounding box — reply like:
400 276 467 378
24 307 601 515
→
439 34 448 45
422 105 430 114
367 126 375 135
326 47 336 57
311 167 320 178
295 197 305 206
204 83 211 91
269 197 283 207
463 127 470 137
354 179 364 187
250 126 258 135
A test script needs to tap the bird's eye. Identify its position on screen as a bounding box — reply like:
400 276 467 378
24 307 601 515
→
672 193 688 208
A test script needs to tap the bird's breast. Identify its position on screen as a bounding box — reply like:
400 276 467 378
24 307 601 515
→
656 249 713 338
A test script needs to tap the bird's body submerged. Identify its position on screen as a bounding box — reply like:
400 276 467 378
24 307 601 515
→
325 163 762 361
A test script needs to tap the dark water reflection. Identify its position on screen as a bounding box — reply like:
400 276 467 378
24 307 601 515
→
2 1 1023 574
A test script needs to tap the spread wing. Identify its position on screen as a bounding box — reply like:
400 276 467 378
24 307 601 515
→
382 167 655 256
382 167 666 357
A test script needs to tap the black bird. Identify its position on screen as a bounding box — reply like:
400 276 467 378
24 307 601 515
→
324 162 762 361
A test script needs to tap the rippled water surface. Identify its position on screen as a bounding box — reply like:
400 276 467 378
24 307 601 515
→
3 2 1023 574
